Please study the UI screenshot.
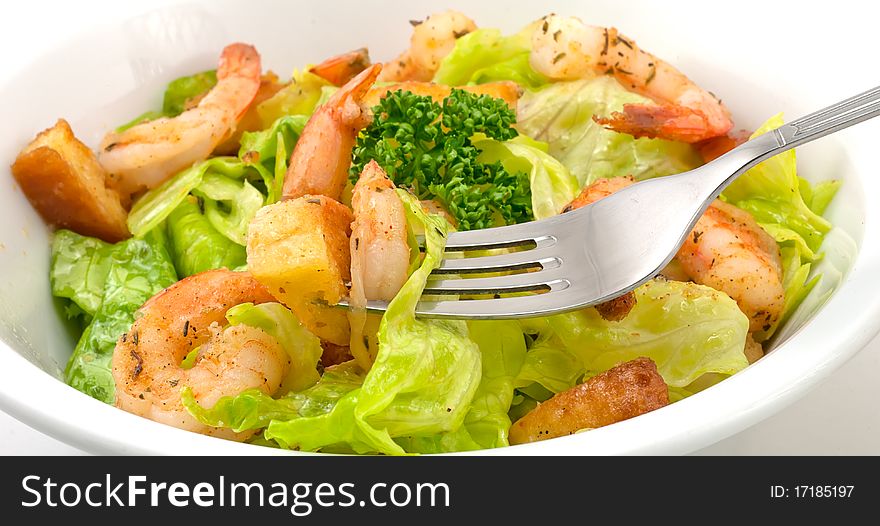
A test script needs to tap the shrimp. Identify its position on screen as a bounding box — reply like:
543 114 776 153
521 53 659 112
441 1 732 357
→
566 177 784 332
99 44 261 196
282 64 381 201
111 269 290 441
529 14 732 143
509 357 669 444
348 160 410 369
309 48 372 86
563 176 637 321
379 11 477 82
676 200 785 332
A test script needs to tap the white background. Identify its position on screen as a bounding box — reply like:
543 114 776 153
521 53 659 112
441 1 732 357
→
1 0 878 455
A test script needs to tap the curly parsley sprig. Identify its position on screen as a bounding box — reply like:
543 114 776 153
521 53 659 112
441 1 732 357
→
350 89 531 230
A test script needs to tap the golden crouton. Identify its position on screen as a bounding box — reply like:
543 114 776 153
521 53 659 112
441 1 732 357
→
247 196 354 345
509 357 669 445
11 119 130 242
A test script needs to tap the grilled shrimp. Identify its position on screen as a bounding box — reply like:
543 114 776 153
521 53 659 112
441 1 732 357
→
309 48 372 86
111 269 289 441
567 177 783 332
529 14 732 142
348 161 410 369
99 44 261 196
282 64 381 201
676 200 785 332
379 10 477 82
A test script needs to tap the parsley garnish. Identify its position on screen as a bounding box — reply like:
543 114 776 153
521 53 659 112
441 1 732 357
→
351 89 531 230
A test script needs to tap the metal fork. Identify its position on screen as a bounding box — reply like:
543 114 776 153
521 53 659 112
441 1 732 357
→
344 85 880 319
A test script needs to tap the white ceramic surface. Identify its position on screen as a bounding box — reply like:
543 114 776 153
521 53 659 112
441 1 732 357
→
1 0 878 455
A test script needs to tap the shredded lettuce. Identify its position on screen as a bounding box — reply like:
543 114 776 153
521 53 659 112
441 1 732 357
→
191 174 265 246
522 279 750 390
165 196 246 277
239 114 308 203
475 135 579 220
50 230 114 324
721 114 840 339
398 320 527 453
127 157 250 238
58 229 178 403
256 70 331 127
225 302 323 393
433 27 547 88
516 77 702 187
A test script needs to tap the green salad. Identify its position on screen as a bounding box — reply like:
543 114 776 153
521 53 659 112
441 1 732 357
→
13 11 847 454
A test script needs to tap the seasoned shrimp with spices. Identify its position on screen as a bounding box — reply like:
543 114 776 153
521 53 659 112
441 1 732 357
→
111 269 289 441
99 44 262 196
529 14 732 142
379 11 477 82
282 64 382 201
676 200 785 333
348 160 410 369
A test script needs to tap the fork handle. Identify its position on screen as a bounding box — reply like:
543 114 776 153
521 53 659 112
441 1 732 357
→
702 84 880 198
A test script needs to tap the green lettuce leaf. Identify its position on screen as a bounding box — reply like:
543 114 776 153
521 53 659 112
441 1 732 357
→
529 279 750 389
475 135 579 220
127 157 251 238
163 70 217 116
256 70 331 127
433 27 547 88
397 320 527 453
182 361 365 433
225 302 323 393
166 196 246 277
62 229 178 403
516 76 702 187
192 174 265 245
239 114 308 203
720 114 840 339
50 230 114 323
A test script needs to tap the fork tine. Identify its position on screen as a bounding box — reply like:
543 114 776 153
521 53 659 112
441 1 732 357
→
442 215 566 251
424 270 570 295
341 288 589 319
433 244 562 273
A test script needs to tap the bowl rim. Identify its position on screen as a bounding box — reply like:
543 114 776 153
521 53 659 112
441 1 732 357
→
1 0 879 456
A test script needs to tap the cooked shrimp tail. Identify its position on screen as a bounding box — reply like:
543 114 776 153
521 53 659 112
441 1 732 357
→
309 48 372 86
282 64 382 201
99 43 262 195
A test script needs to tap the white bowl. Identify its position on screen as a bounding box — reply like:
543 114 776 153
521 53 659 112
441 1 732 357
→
1 0 878 455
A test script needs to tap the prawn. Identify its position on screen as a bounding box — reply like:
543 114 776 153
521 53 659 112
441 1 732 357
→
529 14 732 143
566 177 784 332
348 160 410 369
379 11 477 82
676 199 785 332
282 64 381 201
309 48 372 86
99 43 262 196
112 269 289 441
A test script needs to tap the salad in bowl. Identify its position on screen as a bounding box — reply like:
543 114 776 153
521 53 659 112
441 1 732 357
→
9 10 850 454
